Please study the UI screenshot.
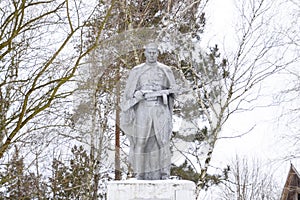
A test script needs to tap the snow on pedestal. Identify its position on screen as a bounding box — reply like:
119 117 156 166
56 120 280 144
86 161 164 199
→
107 179 196 200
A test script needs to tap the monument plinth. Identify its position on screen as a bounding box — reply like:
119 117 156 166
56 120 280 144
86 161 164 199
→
107 179 196 200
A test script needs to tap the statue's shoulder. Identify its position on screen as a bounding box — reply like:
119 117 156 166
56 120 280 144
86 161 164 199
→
157 62 172 72
131 63 145 71
128 63 146 77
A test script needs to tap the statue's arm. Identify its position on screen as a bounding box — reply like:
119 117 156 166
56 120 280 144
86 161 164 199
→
121 68 142 111
167 67 178 90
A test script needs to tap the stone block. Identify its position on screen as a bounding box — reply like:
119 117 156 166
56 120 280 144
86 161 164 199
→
107 179 196 200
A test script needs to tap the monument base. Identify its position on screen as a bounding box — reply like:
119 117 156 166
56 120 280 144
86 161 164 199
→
107 179 196 200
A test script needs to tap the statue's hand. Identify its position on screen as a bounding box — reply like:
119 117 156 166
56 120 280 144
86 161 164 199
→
133 90 144 101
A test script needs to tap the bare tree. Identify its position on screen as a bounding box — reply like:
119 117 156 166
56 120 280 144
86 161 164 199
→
0 0 116 159
218 156 280 200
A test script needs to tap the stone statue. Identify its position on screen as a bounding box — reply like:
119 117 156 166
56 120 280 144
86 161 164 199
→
120 43 178 180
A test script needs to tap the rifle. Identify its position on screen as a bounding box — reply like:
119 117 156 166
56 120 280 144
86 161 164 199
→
141 88 189 105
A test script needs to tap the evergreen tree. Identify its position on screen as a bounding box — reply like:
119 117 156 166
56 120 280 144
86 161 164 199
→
49 145 110 199
0 146 47 199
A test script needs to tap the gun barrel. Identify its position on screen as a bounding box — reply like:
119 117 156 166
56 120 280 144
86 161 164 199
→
143 89 171 98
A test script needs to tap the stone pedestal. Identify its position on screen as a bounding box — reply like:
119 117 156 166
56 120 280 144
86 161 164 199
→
107 179 196 200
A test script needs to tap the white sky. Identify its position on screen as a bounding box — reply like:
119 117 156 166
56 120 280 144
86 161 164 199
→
199 0 300 197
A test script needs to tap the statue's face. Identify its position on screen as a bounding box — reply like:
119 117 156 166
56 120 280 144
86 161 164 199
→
145 48 158 64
